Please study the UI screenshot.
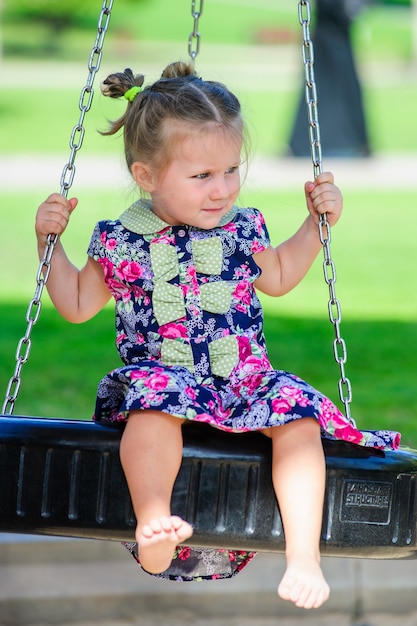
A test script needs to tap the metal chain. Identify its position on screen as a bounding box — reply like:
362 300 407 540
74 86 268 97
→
298 0 354 424
2 0 114 415
188 0 204 66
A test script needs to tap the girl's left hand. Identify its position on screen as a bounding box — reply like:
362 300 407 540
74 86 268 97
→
304 171 343 227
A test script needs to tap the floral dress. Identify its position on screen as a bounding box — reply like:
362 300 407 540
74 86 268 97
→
87 199 401 581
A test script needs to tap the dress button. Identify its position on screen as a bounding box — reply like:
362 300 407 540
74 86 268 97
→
178 229 186 237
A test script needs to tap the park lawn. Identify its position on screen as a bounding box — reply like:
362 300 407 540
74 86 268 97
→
0 83 293 156
1 187 416 446
2 187 416 319
2 303 416 446
1 77 417 155
3 2 412 62
1 83 299 157
0 6 416 157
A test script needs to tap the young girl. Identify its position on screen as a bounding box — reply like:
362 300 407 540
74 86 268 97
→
36 62 400 610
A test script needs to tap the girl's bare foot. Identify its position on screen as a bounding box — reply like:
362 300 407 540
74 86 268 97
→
277 555 330 609
137 515 193 574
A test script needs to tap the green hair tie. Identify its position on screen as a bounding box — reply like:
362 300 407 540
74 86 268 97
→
124 86 142 103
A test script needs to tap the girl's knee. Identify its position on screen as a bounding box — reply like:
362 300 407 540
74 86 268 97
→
262 417 321 443
129 409 182 424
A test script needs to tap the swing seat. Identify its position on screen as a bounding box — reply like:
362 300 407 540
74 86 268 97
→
1 414 417 558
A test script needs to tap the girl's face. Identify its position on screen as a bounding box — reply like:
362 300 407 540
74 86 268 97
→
145 125 242 230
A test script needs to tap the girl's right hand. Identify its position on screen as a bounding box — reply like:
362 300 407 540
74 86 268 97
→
35 193 78 244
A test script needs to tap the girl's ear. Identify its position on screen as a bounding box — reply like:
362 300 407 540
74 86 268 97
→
131 161 156 192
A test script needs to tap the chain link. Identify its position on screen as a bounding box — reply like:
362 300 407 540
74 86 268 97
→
188 0 204 66
2 0 114 415
298 1 354 424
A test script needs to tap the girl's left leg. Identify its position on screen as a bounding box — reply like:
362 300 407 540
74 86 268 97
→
262 418 329 609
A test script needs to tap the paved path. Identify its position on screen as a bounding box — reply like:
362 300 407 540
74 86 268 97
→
25 615 417 626
1 153 417 191
1 536 417 625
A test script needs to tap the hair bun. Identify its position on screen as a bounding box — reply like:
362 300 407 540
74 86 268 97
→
101 68 145 99
161 61 197 80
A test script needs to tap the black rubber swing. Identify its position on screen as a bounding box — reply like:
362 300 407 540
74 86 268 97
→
2 0 417 560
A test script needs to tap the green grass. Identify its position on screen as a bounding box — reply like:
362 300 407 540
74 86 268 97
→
0 86 296 156
364 85 417 152
1 79 416 156
353 4 413 62
3 2 413 61
1 187 416 447
3 188 417 320
1 4 416 157
2 305 415 445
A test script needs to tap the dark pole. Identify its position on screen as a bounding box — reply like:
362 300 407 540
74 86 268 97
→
288 0 371 157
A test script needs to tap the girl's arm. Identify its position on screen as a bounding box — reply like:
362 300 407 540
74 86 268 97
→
35 193 111 323
254 171 342 297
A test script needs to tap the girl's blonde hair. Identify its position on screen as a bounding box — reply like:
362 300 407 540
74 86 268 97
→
100 62 248 174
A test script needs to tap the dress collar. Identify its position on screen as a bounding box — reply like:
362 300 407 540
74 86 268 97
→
119 198 238 234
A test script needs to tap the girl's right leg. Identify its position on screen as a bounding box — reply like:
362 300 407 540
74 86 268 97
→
119 410 193 574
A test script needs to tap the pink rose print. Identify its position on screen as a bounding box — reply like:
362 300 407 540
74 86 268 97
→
115 260 144 282
333 422 364 445
98 259 132 299
237 337 272 375
186 265 197 282
178 547 191 561
109 279 131 301
254 212 265 235
280 385 310 408
159 322 188 339
194 412 218 425
98 257 114 281
237 335 252 361
214 405 232 423
186 266 199 295
233 281 251 305
392 433 401 449
146 372 171 391
116 332 127 346
150 231 174 245
233 264 252 281
185 386 197 400
106 238 117 251
318 398 364 444
132 285 149 304
141 391 158 405
242 354 269 373
242 374 265 393
188 304 200 317
181 283 194 299
320 397 345 423
250 239 266 254
272 397 293 414
223 222 237 233
129 370 149 380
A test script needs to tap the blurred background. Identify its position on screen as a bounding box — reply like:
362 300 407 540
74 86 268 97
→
0 3 417 623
